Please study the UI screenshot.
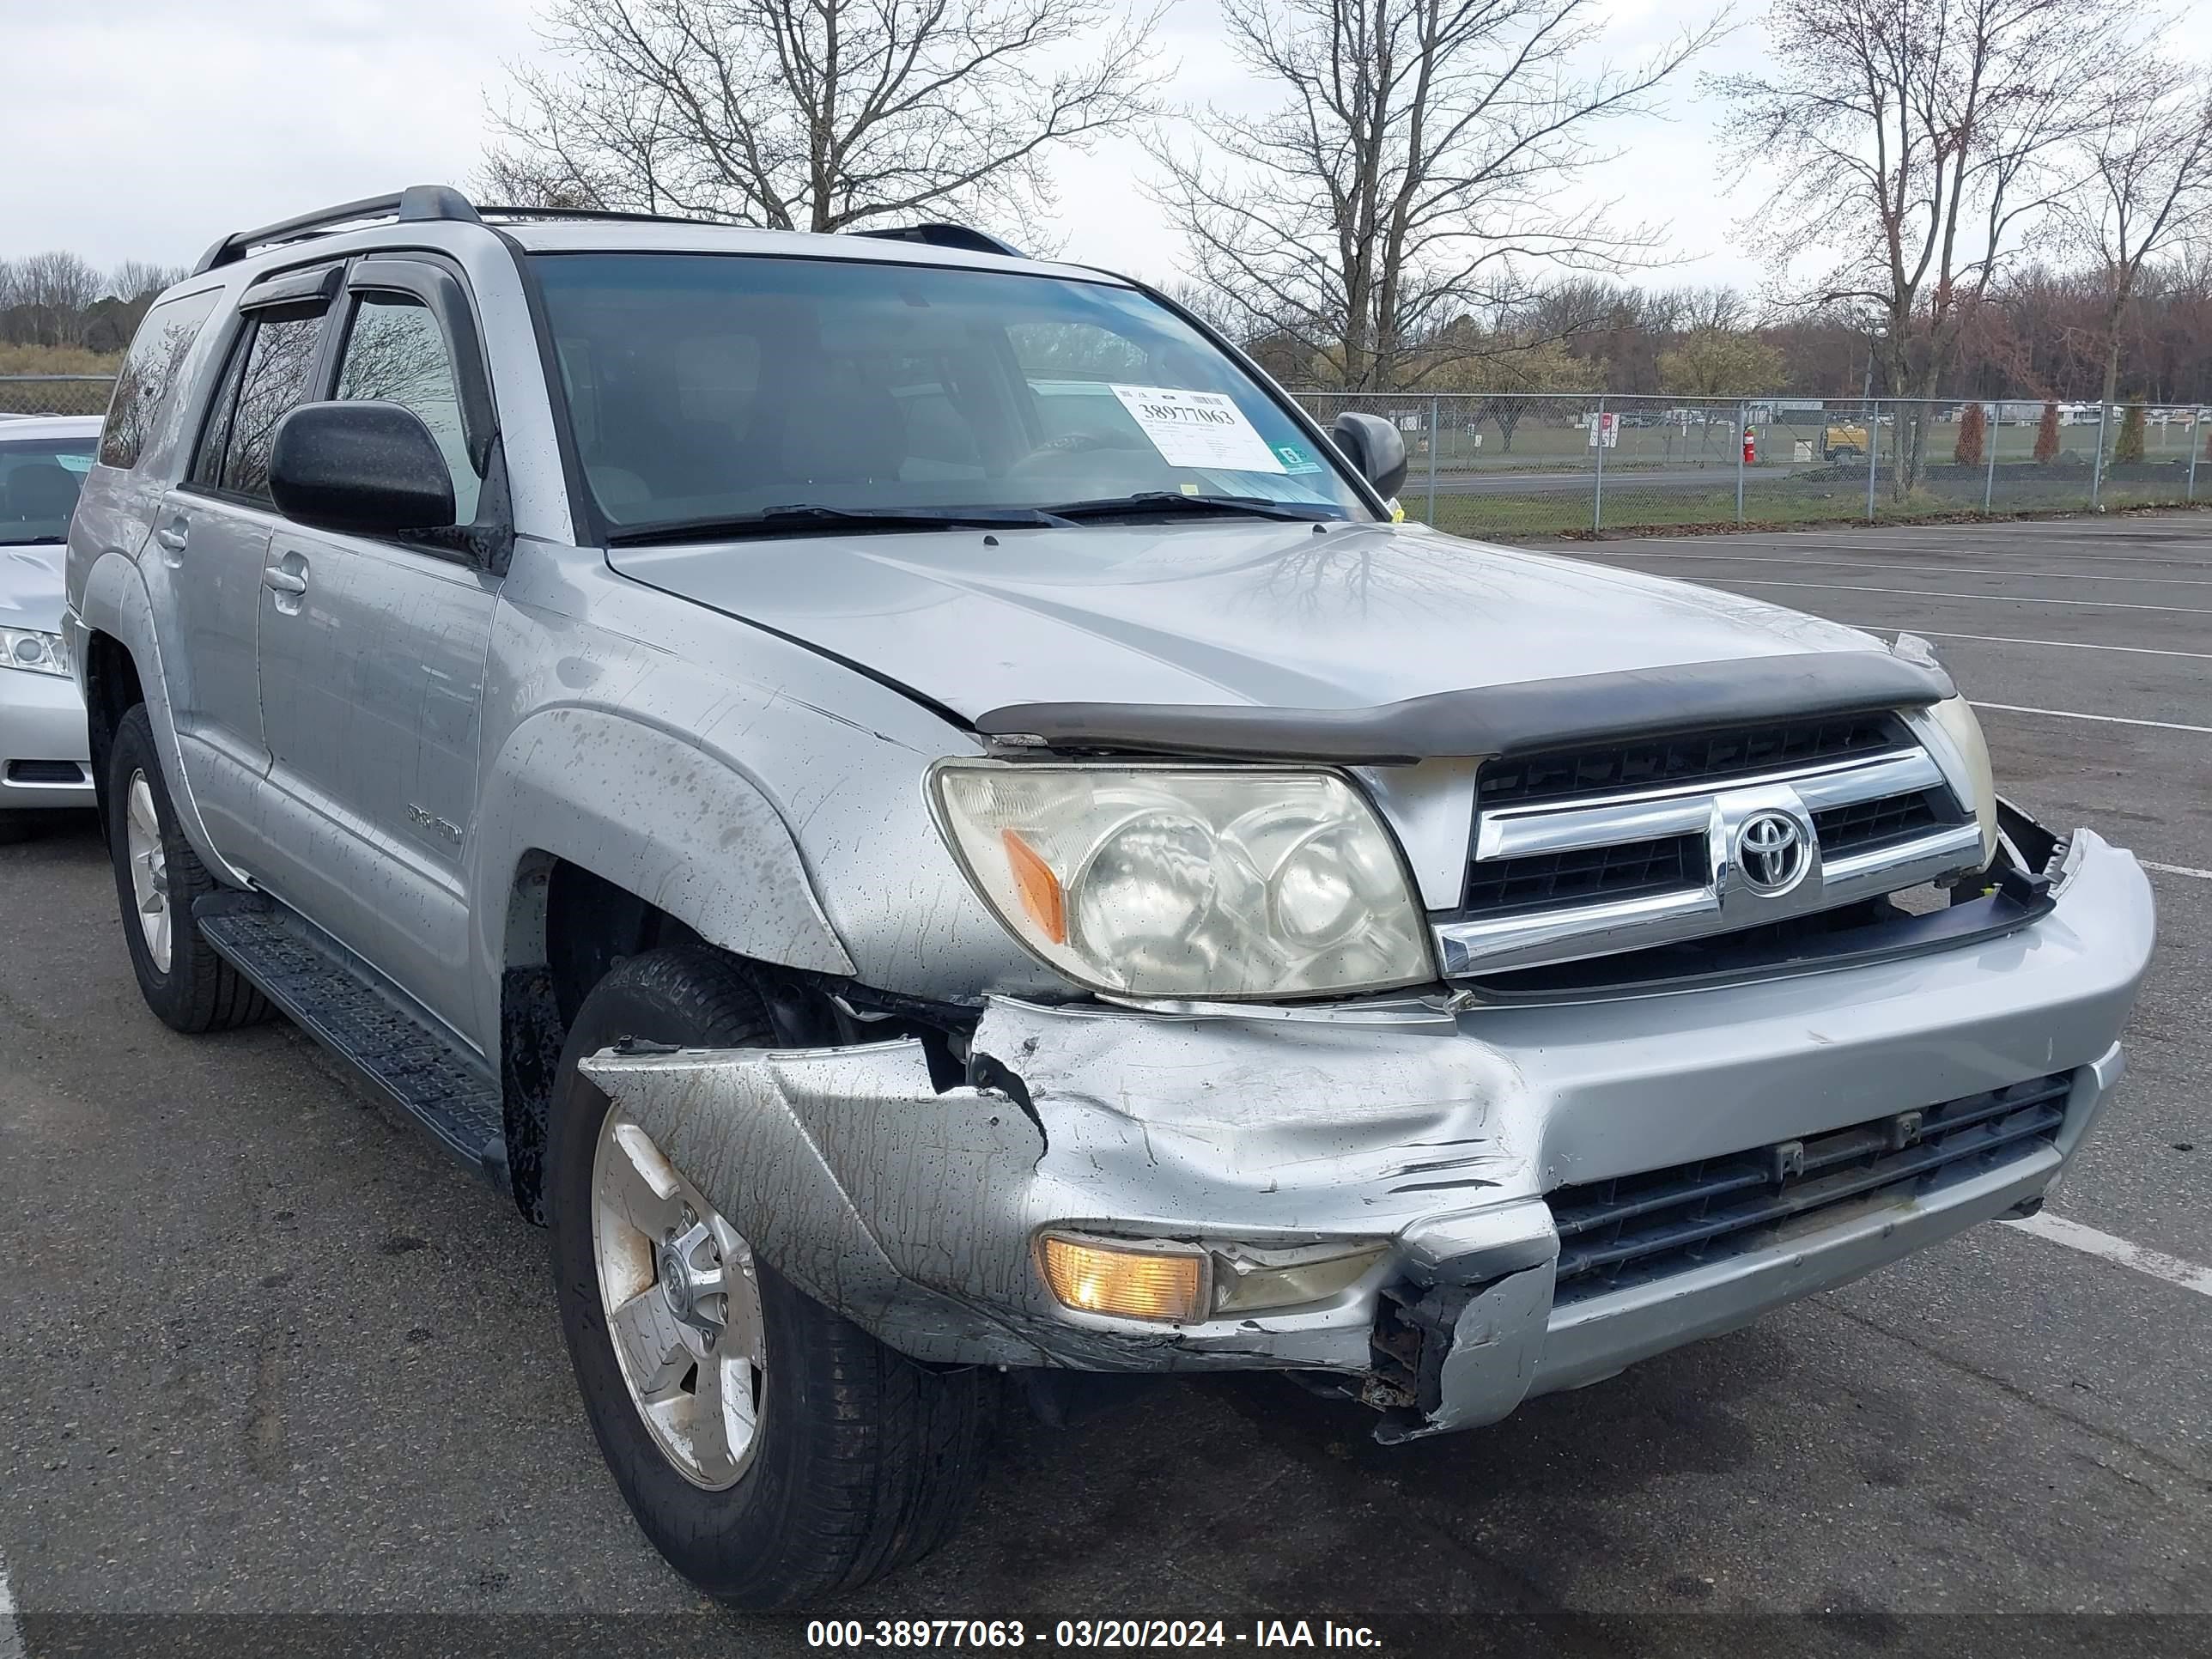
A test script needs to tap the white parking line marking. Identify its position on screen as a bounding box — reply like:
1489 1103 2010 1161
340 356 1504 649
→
1839 626 2212 661
1583 551 2212 586
0 1548 23 1659
1971 702 2212 734
1620 532 2212 568
2007 1212 2212 1300
1702 577 2212 614
2143 860 2212 880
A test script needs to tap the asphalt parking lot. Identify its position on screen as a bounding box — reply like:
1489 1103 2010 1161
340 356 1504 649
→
3 512 2209 1657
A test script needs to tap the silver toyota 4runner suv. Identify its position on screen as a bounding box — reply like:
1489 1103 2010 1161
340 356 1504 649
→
68 187 2154 1607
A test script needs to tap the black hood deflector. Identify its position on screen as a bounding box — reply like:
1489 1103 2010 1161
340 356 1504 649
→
974 650 1954 764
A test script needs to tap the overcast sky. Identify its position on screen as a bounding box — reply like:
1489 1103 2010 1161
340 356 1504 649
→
8 0 2208 295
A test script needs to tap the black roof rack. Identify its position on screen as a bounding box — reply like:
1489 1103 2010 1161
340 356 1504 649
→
193 185 1028 275
850 222 1024 259
476 204 714 228
193 185 481 275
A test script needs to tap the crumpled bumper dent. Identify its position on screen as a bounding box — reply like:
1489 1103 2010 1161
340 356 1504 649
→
580 825 2154 1437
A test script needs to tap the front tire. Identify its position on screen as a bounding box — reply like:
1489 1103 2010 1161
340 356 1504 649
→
105 704 270 1033
546 945 988 1608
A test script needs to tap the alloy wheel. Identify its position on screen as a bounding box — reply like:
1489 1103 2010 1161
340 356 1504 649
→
590 1109 767 1488
124 770 172 973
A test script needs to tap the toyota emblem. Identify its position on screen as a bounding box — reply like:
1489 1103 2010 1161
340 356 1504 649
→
1735 811 1808 894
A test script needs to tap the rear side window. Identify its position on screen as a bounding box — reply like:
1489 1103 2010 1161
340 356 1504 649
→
100 289 220 470
191 312 328 503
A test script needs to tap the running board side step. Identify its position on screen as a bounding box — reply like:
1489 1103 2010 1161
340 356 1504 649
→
194 890 508 1188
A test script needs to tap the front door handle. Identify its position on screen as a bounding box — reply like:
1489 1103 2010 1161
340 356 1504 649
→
264 550 311 616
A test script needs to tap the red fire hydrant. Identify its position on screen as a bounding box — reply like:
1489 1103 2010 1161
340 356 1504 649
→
1742 426 1758 465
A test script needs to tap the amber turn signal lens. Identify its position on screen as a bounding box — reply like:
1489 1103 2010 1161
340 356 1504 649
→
1000 828 1066 944
1037 1233 1206 1323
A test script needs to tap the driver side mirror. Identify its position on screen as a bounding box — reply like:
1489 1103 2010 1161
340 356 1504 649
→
268 401 457 536
1330 411 1408 501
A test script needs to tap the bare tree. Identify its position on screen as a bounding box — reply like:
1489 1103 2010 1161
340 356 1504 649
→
483 0 1164 243
8 251 103 347
109 261 189 304
1149 0 1725 393
1713 0 2136 489
2058 62 2212 413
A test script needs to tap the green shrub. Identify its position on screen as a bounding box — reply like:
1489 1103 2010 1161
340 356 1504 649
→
2112 401 2147 465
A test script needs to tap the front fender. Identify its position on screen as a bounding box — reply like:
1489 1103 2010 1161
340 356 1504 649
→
471 706 857 1030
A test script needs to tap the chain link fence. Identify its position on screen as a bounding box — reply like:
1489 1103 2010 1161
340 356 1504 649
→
0 375 116 418
1291 392 2212 537
7 378 2206 533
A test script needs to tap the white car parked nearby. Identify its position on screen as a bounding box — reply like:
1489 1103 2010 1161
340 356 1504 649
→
1 415 100 836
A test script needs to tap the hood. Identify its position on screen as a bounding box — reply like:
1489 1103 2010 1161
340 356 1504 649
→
606 520 1879 720
0 546 65 631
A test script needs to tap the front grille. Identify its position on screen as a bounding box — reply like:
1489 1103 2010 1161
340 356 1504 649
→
1814 787 1952 858
4 759 86 785
1477 714 1905 810
1462 834 1704 917
1547 1073 2069 1305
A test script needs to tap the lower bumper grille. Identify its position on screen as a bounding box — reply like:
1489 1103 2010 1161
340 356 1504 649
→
4 759 88 785
1547 1073 2070 1306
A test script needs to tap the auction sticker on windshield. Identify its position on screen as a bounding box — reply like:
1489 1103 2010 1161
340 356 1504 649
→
1110 385 1286 473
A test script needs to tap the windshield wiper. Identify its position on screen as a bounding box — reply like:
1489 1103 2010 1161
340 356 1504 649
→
1039 492 1339 524
606 503 1066 546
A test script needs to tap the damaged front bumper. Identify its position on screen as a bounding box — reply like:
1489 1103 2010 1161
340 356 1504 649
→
580 826 2155 1441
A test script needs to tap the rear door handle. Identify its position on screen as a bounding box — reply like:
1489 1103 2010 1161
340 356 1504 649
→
263 568 308 595
155 521 188 554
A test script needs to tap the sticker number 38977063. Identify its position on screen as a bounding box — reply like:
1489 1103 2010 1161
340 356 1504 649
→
1109 385 1286 474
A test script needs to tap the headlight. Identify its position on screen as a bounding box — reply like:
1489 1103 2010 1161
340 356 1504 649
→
929 763 1434 999
1923 695 1997 866
0 626 67 678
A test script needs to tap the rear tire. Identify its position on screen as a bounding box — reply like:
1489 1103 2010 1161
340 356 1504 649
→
105 704 271 1034
546 945 988 1608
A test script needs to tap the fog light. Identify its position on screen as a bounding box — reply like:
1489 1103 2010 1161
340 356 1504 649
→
1037 1232 1208 1323
1212 1243 1388 1314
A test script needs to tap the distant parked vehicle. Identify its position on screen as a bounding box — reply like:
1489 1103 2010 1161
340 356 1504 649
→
1820 422 1869 461
1 415 100 839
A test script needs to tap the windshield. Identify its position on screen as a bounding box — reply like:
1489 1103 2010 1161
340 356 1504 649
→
0 434 95 546
530 252 1371 538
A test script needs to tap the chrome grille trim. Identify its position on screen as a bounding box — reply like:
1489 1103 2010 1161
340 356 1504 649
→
1436 744 1982 977
1474 750 1945 863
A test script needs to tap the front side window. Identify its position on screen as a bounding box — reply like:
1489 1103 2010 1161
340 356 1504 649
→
532 253 1370 540
0 435 97 545
192 311 326 503
100 289 219 471
335 295 481 523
